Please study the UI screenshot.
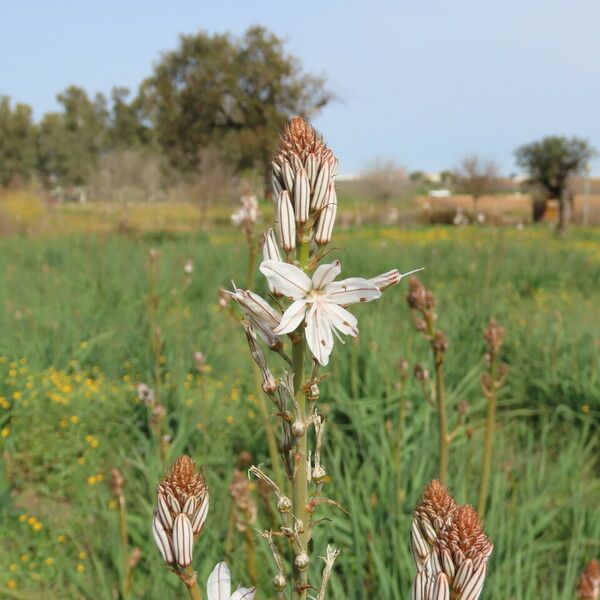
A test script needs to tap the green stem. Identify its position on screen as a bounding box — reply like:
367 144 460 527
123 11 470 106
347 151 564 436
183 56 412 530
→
426 316 449 484
292 237 310 600
252 365 284 489
183 566 203 600
478 357 497 518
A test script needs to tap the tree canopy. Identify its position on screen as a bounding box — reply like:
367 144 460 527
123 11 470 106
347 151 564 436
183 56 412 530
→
138 26 332 182
515 135 596 229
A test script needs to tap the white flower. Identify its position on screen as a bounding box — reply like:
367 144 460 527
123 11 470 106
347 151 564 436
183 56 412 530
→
259 259 381 366
231 194 258 228
207 562 255 600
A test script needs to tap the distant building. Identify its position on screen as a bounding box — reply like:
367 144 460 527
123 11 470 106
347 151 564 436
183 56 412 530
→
428 189 452 198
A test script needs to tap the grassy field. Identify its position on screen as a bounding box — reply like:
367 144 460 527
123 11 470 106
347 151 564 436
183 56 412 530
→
0 224 599 599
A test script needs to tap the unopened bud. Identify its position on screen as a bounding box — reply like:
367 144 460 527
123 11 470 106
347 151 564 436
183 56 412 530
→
312 464 327 483
308 384 320 401
277 496 292 513
294 553 310 571
291 420 306 438
433 331 449 353
273 574 287 591
277 191 296 252
293 167 310 223
414 364 429 382
314 183 337 245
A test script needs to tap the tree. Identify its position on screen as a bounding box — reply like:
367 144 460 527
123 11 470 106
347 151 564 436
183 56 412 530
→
455 155 499 208
0 96 38 187
37 86 108 187
138 26 332 193
515 136 596 231
107 87 152 150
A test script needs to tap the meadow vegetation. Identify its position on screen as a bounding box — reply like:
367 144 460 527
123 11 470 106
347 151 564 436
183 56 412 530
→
0 223 598 598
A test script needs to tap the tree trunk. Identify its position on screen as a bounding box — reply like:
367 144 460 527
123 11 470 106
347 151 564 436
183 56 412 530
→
557 187 570 235
532 195 546 222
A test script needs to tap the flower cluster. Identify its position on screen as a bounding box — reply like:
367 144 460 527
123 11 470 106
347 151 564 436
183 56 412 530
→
226 116 419 598
411 481 493 600
152 455 209 570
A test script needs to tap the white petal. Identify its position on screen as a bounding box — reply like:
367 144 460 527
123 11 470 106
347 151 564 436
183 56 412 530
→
207 562 231 600
230 588 256 600
305 305 334 366
323 303 359 337
259 260 311 300
172 513 194 568
324 277 381 305
311 260 341 290
273 300 308 335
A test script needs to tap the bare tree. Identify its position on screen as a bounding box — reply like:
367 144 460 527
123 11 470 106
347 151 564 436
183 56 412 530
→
455 155 499 209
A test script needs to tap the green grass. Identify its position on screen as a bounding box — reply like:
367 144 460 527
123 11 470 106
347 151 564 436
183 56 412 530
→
0 225 598 599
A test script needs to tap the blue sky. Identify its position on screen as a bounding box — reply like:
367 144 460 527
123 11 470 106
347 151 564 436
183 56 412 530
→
2 0 599 174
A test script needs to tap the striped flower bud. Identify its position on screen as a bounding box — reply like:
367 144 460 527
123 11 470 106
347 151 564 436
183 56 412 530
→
314 183 337 245
411 480 458 571
152 456 209 569
277 191 296 252
271 117 338 234
293 167 310 223
262 228 282 263
311 160 331 210
430 505 493 600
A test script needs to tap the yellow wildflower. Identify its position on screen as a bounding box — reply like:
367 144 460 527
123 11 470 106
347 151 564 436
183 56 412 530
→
1 427 10 438
76 563 85 573
7 580 17 589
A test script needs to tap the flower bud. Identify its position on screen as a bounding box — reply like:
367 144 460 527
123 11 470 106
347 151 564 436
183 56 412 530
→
273 574 287 591
293 167 310 223
153 456 209 568
311 161 331 210
277 191 296 252
314 183 337 245
294 553 310 571
277 496 292 513
291 420 306 438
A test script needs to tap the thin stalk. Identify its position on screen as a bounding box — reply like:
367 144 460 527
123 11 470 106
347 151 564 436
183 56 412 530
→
292 238 310 600
252 365 284 489
426 316 449 484
245 527 258 585
477 356 497 518
117 493 132 596
291 334 308 600
182 566 203 600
